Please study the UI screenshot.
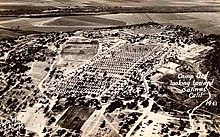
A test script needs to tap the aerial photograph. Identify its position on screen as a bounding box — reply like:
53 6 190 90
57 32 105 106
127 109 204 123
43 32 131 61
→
0 0 220 137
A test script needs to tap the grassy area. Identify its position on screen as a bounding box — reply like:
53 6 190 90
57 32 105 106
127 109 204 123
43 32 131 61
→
0 27 41 39
45 16 126 26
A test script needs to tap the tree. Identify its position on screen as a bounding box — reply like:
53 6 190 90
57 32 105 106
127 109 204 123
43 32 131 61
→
45 67 50 71
28 132 35 137
106 100 123 113
42 127 47 133
48 117 56 126
189 132 199 137
100 120 106 128
141 99 149 108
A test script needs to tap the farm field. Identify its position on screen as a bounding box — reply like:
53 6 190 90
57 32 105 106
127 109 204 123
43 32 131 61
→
0 13 219 38
147 12 220 34
96 13 152 25
0 12 219 38
0 0 219 36
44 16 126 27
0 16 126 35
0 28 21 38
57 107 95 129
97 12 220 34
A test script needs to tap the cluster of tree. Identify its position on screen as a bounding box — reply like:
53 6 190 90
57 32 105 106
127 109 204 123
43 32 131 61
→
119 112 142 135
0 117 28 137
42 127 81 137
202 34 220 89
206 130 220 137
106 100 124 113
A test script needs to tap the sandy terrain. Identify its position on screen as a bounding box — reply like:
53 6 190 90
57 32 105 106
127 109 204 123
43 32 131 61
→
17 103 47 137
28 61 50 85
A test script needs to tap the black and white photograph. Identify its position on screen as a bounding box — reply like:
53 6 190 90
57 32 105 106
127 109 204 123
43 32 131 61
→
0 0 220 137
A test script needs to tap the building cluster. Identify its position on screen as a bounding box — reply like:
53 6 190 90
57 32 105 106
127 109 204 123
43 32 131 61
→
0 22 218 137
49 30 159 107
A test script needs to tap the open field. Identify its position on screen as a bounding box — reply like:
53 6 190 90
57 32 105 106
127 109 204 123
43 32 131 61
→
96 13 152 25
0 12 219 35
0 28 21 38
0 0 220 7
56 39 99 74
28 61 50 85
0 17 16 21
0 0 219 36
0 19 33 29
97 12 220 34
0 4 54 10
45 16 126 26
0 16 126 35
0 16 126 29
57 106 95 129
147 12 220 34
62 40 98 57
